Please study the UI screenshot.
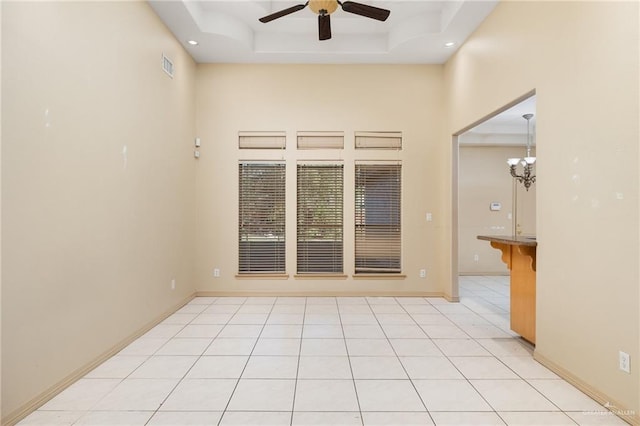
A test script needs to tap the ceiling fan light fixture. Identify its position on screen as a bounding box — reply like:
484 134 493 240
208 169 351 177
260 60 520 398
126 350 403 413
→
309 0 339 14
258 0 390 40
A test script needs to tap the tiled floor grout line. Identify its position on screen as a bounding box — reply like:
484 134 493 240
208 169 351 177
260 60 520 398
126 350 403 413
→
458 280 574 422
217 298 277 426
454 291 541 422
457 282 527 413
378 296 435 423
337 298 365 426
130 301 224 426
415 287 564 422
23 278 621 426
460 288 573 423
288 296 308 426
145 297 231 426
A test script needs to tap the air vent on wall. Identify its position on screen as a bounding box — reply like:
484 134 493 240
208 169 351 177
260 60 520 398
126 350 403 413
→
162 53 174 78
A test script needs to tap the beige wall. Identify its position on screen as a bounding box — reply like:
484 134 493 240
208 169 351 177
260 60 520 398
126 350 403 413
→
1 2 197 421
194 64 448 296
0 1 3 421
458 145 536 274
445 1 639 419
2 0 639 423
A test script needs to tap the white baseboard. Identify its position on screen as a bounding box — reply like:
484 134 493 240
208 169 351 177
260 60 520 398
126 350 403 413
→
195 290 446 298
458 272 510 276
534 351 638 426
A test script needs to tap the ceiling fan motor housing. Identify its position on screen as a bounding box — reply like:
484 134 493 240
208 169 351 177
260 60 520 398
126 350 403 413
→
309 0 339 14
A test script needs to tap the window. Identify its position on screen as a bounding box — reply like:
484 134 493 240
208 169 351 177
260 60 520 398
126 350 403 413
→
297 131 344 149
297 163 344 274
238 162 286 273
355 131 402 149
238 131 286 149
355 163 401 273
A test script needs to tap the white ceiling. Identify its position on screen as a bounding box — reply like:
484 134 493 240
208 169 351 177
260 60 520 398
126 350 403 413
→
148 0 498 64
460 96 537 146
148 0 528 143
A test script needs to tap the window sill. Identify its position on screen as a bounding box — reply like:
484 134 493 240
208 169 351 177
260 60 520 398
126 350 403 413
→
235 273 290 280
294 274 348 280
352 274 406 280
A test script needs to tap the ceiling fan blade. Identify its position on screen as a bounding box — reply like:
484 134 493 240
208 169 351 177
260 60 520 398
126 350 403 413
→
339 1 390 21
318 13 332 40
259 3 308 23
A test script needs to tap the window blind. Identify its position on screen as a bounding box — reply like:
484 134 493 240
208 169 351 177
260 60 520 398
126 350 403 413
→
297 131 344 149
355 131 402 149
239 131 286 149
297 163 344 274
238 162 286 273
355 163 401 273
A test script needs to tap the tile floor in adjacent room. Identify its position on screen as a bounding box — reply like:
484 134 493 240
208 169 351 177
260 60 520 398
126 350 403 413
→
19 276 626 425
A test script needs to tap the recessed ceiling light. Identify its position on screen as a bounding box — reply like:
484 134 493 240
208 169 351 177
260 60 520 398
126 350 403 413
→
187 40 199 46
444 41 456 48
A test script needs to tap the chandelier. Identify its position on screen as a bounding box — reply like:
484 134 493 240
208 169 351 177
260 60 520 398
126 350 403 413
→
508 113 536 191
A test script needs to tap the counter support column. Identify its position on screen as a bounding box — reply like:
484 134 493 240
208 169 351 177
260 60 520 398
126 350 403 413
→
480 236 537 344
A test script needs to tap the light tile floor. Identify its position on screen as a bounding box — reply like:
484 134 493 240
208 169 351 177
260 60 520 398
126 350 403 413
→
19 276 627 425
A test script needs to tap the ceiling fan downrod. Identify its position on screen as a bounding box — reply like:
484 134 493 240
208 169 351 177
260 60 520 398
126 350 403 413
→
318 10 332 41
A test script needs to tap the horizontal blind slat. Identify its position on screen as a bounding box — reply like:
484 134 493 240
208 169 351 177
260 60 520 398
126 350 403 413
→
297 164 344 274
354 163 401 274
239 162 286 273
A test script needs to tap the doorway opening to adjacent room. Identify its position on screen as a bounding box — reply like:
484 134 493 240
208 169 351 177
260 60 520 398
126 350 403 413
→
451 91 537 329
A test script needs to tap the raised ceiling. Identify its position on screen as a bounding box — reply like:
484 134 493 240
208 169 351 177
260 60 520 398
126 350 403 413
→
460 96 538 146
148 0 498 64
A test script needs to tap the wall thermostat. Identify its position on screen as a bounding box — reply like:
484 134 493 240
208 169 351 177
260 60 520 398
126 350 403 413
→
490 202 501 211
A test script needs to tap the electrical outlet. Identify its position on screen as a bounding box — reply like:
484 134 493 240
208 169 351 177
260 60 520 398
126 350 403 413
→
426 213 433 222
419 269 426 278
474 254 479 262
213 268 220 278
619 351 630 373
170 279 176 290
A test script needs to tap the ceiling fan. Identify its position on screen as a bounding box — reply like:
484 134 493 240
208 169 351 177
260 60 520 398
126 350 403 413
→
259 0 391 41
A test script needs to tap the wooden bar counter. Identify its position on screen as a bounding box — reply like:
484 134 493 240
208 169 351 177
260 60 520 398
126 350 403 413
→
477 235 537 344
